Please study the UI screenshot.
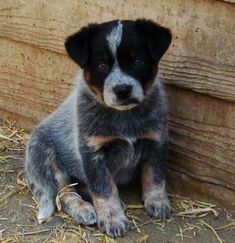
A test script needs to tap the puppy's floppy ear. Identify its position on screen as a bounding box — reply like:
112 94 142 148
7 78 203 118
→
136 19 172 62
64 24 98 68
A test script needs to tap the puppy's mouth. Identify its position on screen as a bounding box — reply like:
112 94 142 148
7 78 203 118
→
108 103 138 111
106 98 142 111
121 98 141 105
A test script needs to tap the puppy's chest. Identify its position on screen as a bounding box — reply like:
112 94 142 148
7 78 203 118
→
88 135 150 171
104 136 142 171
79 103 160 138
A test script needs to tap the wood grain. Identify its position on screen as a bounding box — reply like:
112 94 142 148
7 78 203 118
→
0 38 77 128
219 0 235 3
0 0 234 102
166 85 235 209
159 55 235 102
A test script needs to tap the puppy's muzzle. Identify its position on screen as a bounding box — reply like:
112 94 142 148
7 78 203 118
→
113 84 140 105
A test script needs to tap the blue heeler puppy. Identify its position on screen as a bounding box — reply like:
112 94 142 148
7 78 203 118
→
24 19 172 237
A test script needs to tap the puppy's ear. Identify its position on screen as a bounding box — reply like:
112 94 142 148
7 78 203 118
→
64 24 98 68
136 19 172 62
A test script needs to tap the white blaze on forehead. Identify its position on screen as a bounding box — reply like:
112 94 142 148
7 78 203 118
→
106 20 123 56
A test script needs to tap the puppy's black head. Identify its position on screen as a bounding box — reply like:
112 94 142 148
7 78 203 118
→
65 19 172 110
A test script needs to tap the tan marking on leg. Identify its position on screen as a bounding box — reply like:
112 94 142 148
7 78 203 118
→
142 164 166 199
142 164 154 198
140 130 161 141
50 161 70 190
142 164 171 219
93 193 119 219
91 178 129 237
92 177 119 215
87 135 119 150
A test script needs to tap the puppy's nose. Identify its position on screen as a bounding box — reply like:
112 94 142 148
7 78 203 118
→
113 84 132 100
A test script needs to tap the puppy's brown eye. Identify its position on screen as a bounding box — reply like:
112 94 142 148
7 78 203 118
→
134 58 144 66
97 61 109 72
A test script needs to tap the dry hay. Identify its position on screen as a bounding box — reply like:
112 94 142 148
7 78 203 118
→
0 119 234 243
169 194 219 218
0 120 29 154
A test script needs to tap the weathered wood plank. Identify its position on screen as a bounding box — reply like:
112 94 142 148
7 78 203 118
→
0 0 234 102
166 85 235 209
0 38 77 128
219 0 235 3
159 56 235 102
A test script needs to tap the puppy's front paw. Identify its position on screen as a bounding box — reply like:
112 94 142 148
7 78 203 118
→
144 193 171 219
97 208 129 238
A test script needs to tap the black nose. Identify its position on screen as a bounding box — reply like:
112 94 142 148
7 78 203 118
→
113 84 132 100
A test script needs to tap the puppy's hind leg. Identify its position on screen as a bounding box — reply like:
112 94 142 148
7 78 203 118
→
24 130 57 224
25 129 97 225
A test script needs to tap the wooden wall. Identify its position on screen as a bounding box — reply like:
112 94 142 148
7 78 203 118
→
0 0 234 211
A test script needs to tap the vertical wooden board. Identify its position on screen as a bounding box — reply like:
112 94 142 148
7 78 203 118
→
166 85 235 209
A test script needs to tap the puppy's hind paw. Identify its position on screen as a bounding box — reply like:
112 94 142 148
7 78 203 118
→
37 201 55 224
73 202 97 225
61 193 97 225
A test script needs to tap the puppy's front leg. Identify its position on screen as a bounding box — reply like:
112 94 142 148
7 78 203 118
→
141 135 171 219
80 140 129 237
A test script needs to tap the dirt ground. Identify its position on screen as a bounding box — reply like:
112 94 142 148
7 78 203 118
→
0 120 235 243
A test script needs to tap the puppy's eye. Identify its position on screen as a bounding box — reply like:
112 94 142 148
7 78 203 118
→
134 58 144 66
97 61 109 72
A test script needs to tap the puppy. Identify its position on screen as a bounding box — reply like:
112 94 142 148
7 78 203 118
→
24 19 172 237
